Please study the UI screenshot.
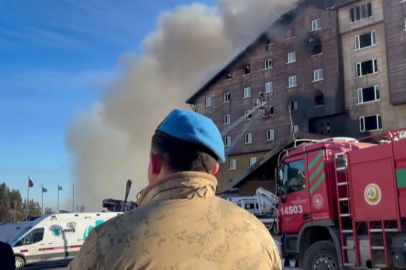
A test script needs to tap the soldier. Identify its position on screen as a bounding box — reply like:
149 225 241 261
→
68 109 281 270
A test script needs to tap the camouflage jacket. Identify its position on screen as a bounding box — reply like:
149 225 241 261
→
68 172 281 270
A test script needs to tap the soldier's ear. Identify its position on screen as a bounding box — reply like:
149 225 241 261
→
151 153 162 175
212 163 219 176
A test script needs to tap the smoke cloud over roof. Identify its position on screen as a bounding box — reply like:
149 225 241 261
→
66 0 297 211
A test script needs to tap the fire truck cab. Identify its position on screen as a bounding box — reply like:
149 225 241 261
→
275 131 406 269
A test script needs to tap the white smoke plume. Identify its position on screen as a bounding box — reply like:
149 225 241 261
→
66 0 298 211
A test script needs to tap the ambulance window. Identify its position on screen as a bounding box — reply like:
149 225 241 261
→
283 160 306 194
32 228 44 243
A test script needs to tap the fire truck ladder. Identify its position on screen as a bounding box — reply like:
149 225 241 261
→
334 152 359 268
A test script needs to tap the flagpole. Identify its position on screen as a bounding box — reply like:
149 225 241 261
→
72 183 75 213
57 184 59 211
42 184 44 216
26 176 29 220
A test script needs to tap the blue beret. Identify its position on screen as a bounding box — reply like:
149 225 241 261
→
156 109 225 163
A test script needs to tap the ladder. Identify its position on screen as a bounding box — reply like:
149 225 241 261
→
334 152 359 267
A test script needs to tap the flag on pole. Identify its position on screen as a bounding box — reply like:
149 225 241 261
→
42 187 47 193
58 185 63 191
28 179 34 188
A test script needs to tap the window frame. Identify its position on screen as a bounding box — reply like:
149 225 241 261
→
282 159 306 195
265 58 273 70
359 114 382 132
249 157 257 166
287 52 297 64
224 136 231 147
245 110 252 121
244 65 251 75
223 92 231 103
265 81 274 93
313 69 324 82
355 31 377 50
244 133 253 144
243 87 252 98
350 3 372 23
229 159 237 170
288 75 297 88
266 129 275 141
356 59 378 77
314 94 325 107
224 114 231 125
312 18 322 31
205 97 213 107
289 101 298 112
357 85 380 104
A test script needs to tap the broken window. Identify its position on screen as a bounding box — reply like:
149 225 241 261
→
357 85 380 104
245 110 252 121
355 31 377 50
289 101 298 112
244 65 251 75
350 3 372 23
269 106 274 116
312 42 322 55
356 59 378 76
266 38 273 46
287 28 295 39
314 93 325 107
226 73 233 80
265 59 273 70
360 115 382 132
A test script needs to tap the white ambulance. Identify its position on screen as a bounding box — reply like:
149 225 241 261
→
7 212 121 269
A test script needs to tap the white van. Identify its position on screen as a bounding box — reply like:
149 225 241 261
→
7 212 121 269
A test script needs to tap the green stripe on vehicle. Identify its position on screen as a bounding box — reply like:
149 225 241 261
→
396 169 406 189
308 151 323 171
310 173 325 194
309 163 324 184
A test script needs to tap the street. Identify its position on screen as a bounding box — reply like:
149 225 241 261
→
22 260 70 270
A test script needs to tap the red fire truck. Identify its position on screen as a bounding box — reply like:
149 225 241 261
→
275 129 406 269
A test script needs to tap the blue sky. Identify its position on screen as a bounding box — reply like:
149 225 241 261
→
0 0 214 211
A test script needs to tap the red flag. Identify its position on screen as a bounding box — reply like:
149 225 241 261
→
28 179 34 188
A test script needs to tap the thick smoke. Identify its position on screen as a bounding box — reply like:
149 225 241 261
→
66 0 298 211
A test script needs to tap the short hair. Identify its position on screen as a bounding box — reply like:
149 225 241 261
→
151 132 217 173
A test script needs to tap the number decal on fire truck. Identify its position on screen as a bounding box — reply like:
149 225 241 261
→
281 205 303 215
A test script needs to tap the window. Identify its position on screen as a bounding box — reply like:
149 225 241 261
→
269 105 274 116
356 59 378 77
314 93 325 107
15 228 44 247
283 160 305 194
229 159 237 170
224 114 231 125
223 92 230 103
250 157 257 166
314 69 324 82
205 97 213 107
288 76 297 88
350 3 372 23
312 19 321 31
224 136 231 147
289 101 298 112
244 133 253 144
244 87 252 98
359 115 382 132
244 65 251 75
287 28 295 39
358 85 380 104
288 52 296 63
293 125 299 133
226 73 233 80
404 18 406 30
266 38 273 46
245 110 252 121
355 31 377 50
312 42 322 55
265 82 274 93
267 129 275 141
265 59 273 70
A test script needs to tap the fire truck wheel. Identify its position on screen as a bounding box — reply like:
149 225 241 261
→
303 241 338 270
15 256 25 269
